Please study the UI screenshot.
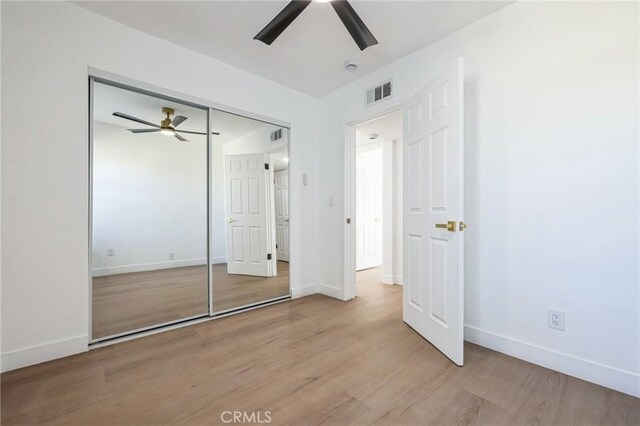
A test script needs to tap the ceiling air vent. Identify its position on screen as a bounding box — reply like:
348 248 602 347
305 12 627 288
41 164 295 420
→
365 80 393 107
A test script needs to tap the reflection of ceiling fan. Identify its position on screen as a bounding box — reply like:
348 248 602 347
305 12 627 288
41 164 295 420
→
254 0 378 51
112 107 220 142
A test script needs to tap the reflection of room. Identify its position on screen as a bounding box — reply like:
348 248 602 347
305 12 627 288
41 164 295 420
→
210 110 290 313
91 83 209 339
91 83 291 340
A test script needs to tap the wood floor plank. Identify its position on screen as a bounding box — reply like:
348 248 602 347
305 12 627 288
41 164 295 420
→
2 267 638 425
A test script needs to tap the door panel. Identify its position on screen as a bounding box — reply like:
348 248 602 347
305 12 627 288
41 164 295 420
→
356 147 383 271
403 58 464 366
274 170 290 262
224 153 271 277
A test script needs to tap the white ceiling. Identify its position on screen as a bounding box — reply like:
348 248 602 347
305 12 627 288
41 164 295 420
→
356 109 402 145
76 1 512 97
94 82 270 144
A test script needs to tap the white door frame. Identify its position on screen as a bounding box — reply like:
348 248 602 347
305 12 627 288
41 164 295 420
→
343 101 405 300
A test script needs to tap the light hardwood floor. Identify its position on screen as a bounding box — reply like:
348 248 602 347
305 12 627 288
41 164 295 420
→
92 262 290 339
4 269 638 425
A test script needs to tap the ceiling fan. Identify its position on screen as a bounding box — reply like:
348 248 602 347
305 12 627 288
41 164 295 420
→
254 0 378 51
112 107 220 142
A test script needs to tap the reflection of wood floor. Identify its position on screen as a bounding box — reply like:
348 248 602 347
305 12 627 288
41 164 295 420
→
212 261 290 313
5 270 636 425
92 261 289 339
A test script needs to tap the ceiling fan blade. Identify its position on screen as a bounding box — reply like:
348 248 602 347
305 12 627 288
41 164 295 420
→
113 112 160 128
174 133 188 142
128 128 161 133
172 115 188 127
254 1 312 45
176 130 221 136
331 1 378 51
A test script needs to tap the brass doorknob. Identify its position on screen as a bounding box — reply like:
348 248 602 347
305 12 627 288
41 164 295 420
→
226 217 235 223
435 221 457 232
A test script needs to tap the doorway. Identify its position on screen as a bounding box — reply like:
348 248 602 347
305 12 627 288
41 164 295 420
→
353 110 403 293
343 58 465 366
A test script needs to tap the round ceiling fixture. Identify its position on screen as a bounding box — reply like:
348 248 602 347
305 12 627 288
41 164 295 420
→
369 134 378 140
344 60 358 72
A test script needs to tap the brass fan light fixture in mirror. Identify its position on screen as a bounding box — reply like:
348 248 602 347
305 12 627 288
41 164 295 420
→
113 107 220 142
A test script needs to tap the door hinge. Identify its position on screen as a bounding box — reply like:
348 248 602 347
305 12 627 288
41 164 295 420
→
265 163 270 170
346 218 351 224
267 253 272 260
275 244 278 249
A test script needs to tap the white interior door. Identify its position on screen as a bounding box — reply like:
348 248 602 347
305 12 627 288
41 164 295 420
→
274 169 290 262
224 153 272 277
403 58 465 365
356 147 383 271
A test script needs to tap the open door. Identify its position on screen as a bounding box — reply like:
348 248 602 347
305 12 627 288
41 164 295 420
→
356 147 383 271
224 153 273 277
403 58 465 365
274 169 290 262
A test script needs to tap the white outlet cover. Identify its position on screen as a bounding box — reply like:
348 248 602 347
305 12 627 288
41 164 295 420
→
548 309 565 331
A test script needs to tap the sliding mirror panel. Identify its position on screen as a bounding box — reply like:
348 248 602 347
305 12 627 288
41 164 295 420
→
91 81 209 340
210 109 290 313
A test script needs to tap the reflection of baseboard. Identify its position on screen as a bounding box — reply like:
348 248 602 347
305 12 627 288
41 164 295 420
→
93 258 207 276
210 256 226 265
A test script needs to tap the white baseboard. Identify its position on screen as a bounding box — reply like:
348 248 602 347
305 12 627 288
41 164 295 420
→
210 256 226 265
318 284 344 300
291 284 318 298
1 335 88 373
382 274 403 285
465 325 640 398
93 258 208 276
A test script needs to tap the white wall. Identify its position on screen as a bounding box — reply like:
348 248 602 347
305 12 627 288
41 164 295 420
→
318 2 639 396
0 1 319 371
223 125 287 156
92 122 208 275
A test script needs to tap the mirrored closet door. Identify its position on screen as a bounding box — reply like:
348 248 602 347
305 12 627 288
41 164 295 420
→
209 109 290 313
91 81 209 340
90 79 291 341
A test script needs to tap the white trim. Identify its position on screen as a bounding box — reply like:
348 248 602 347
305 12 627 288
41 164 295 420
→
88 68 291 129
92 258 208 276
343 124 357 300
382 274 403 285
465 325 640 398
343 103 404 302
319 284 345 300
1 335 88 373
291 284 318 299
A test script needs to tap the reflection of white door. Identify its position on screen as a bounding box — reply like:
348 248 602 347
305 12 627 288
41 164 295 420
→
274 170 290 262
224 153 271 277
356 147 383 271
403 58 465 366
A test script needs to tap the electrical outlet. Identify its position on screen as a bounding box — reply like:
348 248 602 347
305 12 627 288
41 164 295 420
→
106 248 115 257
169 252 175 260
548 309 565 331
